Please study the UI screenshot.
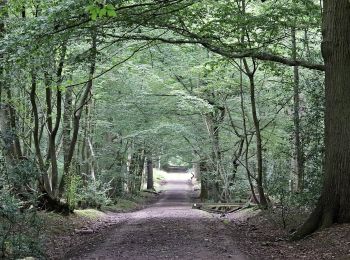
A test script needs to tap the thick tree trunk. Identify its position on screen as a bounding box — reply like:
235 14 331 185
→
136 149 145 192
199 160 208 201
59 84 73 194
193 161 200 179
292 0 350 239
146 156 154 190
127 146 145 194
204 105 227 202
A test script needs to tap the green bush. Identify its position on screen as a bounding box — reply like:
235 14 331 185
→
0 189 42 259
0 155 42 259
65 172 82 211
77 180 111 209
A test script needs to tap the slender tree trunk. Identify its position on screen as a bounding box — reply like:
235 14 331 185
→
291 26 304 193
0 0 6 104
62 31 97 190
30 72 51 193
292 0 350 239
239 61 258 204
45 73 59 193
87 138 96 181
6 89 22 158
243 59 268 208
44 41 67 196
0 105 13 161
60 84 73 194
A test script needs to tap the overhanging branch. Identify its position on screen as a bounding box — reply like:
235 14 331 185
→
106 33 325 71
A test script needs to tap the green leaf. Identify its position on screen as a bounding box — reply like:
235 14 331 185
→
99 8 107 17
58 85 66 92
107 9 117 17
91 11 98 21
105 4 115 10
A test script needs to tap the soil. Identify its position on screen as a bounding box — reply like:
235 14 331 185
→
46 172 350 260
64 173 246 260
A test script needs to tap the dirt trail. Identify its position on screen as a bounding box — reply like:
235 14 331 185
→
66 172 248 260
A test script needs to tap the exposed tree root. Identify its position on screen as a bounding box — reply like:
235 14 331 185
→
37 193 72 215
291 199 334 240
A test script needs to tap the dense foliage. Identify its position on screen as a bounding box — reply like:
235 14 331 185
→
0 0 335 255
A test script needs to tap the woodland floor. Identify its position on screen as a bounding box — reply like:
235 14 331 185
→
44 173 350 260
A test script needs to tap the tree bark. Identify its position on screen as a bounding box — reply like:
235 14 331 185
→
239 61 259 204
243 59 268 208
0 0 6 104
62 31 97 190
199 160 209 201
30 72 51 193
291 26 304 193
0 105 13 161
44 41 67 196
146 156 154 190
60 82 73 194
6 89 22 159
292 0 350 239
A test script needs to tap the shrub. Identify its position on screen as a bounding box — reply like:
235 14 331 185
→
0 155 42 259
65 172 82 211
0 188 42 259
77 180 111 209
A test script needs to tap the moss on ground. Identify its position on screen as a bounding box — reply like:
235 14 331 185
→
103 199 139 212
103 191 157 212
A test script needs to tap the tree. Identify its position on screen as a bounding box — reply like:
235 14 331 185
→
146 155 154 190
292 0 350 239
291 24 304 193
3 0 349 241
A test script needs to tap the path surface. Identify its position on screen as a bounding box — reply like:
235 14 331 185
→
67 172 248 260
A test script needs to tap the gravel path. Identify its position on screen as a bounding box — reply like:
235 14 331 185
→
66 172 248 260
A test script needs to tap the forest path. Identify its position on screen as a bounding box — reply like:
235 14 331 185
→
67 172 247 260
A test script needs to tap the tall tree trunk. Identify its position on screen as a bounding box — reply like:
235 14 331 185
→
62 31 97 192
136 149 145 192
87 138 96 181
291 26 304 193
204 105 227 202
199 159 208 201
0 0 6 104
0 105 13 162
30 73 50 192
292 0 350 239
60 83 73 194
146 155 154 190
243 59 268 208
6 89 22 159
193 161 200 179
239 61 258 204
44 41 67 196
